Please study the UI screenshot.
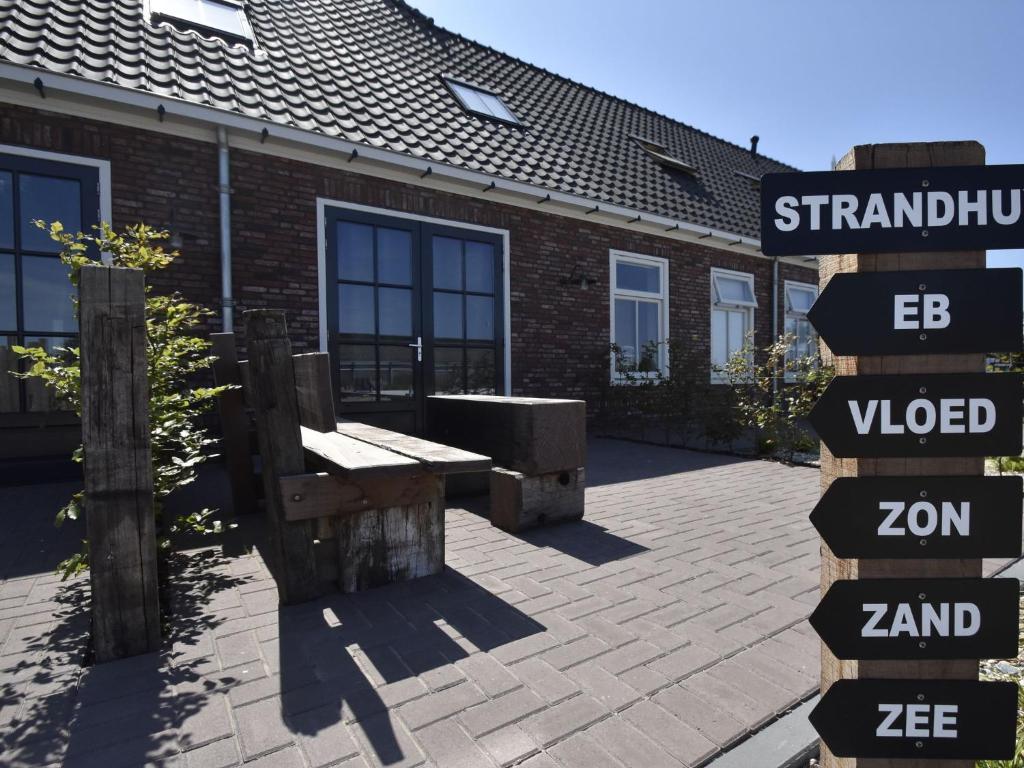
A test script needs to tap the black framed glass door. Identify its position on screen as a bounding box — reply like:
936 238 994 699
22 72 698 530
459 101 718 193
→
325 208 504 434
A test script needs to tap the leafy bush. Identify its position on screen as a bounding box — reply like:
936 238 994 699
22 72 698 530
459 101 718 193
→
715 333 834 461
13 221 230 579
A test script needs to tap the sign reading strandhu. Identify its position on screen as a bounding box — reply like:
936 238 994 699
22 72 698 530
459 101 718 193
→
760 164 1024 256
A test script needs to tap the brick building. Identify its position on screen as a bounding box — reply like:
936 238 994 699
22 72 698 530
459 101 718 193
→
0 0 817 460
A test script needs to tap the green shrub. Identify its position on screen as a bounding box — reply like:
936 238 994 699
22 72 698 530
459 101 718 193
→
13 221 230 579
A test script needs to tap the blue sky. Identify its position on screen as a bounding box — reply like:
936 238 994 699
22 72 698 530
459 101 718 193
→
409 0 1024 268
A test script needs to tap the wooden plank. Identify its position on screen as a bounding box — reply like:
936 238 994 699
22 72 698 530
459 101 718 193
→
292 352 337 432
427 395 586 474
818 142 984 768
210 332 257 515
489 466 585 533
79 265 160 662
279 471 442 521
244 310 319 604
336 420 491 474
301 426 420 480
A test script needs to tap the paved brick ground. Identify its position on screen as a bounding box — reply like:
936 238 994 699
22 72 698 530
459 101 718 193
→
0 440 1009 767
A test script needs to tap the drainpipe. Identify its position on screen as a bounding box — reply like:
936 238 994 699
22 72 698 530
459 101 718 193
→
217 126 233 332
772 253 780 396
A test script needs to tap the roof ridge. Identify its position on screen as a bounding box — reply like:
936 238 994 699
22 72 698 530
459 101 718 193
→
389 0 799 172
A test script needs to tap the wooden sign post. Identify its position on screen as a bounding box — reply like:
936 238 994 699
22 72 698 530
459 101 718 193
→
817 141 992 768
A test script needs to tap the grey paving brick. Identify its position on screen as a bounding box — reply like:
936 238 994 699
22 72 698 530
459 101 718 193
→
479 723 540 767
291 705 361 767
564 662 641 712
520 695 607 748
587 713 683 768
455 652 521 698
511 657 580 704
541 636 611 672
621 699 718 764
184 736 241 768
398 681 487 731
233 697 295 760
459 686 547 737
646 642 719 682
178 693 233 750
417 717 496 768
240 745 306 768
652 685 747 748
546 731 623 768
350 709 425 768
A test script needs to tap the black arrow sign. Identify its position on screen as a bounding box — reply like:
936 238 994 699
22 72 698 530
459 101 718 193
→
761 164 1024 256
810 678 1018 760
810 476 1023 559
808 268 1023 355
810 577 1019 660
808 373 1023 458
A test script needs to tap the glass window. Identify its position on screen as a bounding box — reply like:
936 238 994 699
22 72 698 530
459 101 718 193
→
465 241 494 293
378 346 413 401
466 349 496 394
19 175 81 253
784 281 819 378
377 287 411 337
377 228 412 286
338 221 374 282
0 254 15 330
713 271 757 307
466 295 493 340
786 283 817 314
432 236 462 290
338 284 374 335
150 0 250 38
447 80 519 124
22 336 75 412
337 344 375 402
0 172 12 250
434 292 463 339
610 252 668 378
433 348 463 394
0 335 20 413
711 268 756 380
22 257 76 333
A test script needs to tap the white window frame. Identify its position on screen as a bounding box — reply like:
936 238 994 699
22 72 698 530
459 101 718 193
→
609 250 669 382
783 279 818 382
146 0 255 42
710 267 757 382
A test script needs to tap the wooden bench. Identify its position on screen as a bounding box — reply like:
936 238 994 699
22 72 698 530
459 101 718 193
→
427 395 587 533
216 311 489 603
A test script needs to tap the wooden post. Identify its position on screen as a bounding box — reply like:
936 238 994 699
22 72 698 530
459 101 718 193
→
292 352 337 432
210 332 257 515
79 265 160 662
819 142 985 768
243 310 319 604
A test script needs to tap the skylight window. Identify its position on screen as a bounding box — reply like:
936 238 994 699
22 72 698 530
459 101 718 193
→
446 79 520 125
631 135 698 175
149 0 252 41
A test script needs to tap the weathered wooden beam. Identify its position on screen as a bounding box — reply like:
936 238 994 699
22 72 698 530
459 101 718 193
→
243 310 319 604
490 467 585 533
292 352 337 432
210 332 257 515
301 426 421 479
79 265 160 662
279 471 441 521
336 420 491 474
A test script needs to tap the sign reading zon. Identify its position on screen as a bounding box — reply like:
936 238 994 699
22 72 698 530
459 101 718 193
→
809 268 1023 355
761 164 1024 255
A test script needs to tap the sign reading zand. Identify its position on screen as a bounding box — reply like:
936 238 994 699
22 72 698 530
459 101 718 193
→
760 164 1024 256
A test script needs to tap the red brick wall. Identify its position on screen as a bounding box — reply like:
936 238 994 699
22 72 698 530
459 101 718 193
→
0 103 818 408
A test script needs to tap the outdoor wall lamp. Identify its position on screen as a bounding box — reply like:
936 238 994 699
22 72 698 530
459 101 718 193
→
562 264 595 290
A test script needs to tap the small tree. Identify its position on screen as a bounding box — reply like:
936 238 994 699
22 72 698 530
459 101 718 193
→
717 333 834 461
13 221 230 579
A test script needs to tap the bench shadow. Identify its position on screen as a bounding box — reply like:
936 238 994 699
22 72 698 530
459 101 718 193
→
279 567 544 766
514 519 649 566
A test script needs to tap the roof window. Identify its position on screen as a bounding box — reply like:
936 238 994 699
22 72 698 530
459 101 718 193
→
446 79 520 125
149 0 252 42
631 135 698 175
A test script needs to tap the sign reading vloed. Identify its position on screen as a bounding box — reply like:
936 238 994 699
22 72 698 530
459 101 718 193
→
810 577 1019 660
811 679 1017 760
809 268 1023 355
761 164 1024 256
810 476 1023 559
808 372 1023 457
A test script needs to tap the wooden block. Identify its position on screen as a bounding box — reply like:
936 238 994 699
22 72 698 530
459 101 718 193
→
292 352 337 432
489 467 585 533
335 489 445 593
278 471 443 521
300 426 421 479
79 265 160 662
211 332 257 515
336 420 491 474
427 395 586 474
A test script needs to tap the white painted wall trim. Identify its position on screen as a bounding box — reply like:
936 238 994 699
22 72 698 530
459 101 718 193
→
315 197 513 396
0 142 112 231
0 63 818 268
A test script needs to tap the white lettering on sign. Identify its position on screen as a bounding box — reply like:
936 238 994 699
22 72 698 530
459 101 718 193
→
876 704 959 739
861 602 981 638
893 294 951 330
847 398 995 435
773 188 1023 232
877 501 970 537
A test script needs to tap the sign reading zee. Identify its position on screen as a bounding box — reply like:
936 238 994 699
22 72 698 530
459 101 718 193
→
810 578 1019 660
811 476 1023 559
811 679 1017 759
761 164 1024 255
808 372 1023 457
809 268 1023 355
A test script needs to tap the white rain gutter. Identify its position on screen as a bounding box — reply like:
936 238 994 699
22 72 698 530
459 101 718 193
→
0 63 779 258
217 126 233 332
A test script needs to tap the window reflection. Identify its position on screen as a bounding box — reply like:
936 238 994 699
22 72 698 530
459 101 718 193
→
19 175 81 253
379 346 413 401
337 344 375 402
22 257 76 333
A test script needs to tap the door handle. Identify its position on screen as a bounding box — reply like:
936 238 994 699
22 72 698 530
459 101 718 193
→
408 336 422 362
